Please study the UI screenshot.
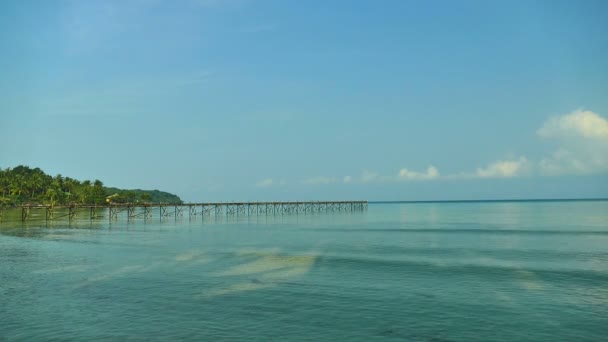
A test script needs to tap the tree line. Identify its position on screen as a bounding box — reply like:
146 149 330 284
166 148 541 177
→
0 165 182 206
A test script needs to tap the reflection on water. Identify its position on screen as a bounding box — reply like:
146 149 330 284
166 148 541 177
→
1 201 608 341
204 251 318 298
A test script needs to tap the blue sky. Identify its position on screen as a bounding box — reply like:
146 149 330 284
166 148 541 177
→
1 0 607 201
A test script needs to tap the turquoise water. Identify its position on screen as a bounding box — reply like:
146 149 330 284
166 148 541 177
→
1 201 607 341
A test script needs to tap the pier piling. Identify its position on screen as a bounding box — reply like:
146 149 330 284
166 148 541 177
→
15 201 368 222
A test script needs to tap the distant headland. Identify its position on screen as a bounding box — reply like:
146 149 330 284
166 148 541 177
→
0 165 182 206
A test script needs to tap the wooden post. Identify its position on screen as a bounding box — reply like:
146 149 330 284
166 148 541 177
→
46 207 53 221
21 206 29 222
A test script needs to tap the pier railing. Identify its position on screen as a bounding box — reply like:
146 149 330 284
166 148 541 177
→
7 201 368 222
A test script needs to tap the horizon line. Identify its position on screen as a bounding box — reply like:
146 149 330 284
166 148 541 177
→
370 197 608 204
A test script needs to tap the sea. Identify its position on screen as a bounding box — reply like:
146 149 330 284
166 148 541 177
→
1 200 607 341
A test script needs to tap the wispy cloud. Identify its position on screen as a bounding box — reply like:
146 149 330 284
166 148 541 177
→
286 109 608 185
255 178 286 188
398 166 440 181
301 167 440 185
297 159 528 185
61 1 154 55
255 178 274 188
474 158 528 178
60 0 250 55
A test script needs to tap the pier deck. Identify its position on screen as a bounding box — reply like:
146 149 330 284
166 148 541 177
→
8 201 368 222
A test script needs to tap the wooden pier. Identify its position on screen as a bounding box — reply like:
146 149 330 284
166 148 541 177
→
10 201 368 222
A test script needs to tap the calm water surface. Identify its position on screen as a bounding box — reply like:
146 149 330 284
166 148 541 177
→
1 201 607 341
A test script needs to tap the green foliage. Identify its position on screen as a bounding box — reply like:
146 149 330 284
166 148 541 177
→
0 165 182 206
104 187 182 204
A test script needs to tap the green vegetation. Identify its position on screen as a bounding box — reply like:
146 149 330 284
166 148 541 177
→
104 187 182 204
0 165 182 206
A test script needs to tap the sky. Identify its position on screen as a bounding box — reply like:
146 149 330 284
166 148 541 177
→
1 0 608 202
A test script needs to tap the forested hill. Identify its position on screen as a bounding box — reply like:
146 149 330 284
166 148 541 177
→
104 187 182 204
0 165 183 206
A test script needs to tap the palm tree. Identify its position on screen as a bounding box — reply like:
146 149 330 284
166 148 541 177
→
53 179 65 204
63 178 75 203
45 188 58 207
80 180 92 204
92 180 105 204
9 175 22 198
0 170 8 199
54 174 64 191
64 177 74 193
29 174 43 199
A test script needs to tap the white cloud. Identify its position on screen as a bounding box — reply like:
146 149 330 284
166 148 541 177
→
301 177 337 185
537 110 608 175
537 109 608 141
398 165 440 181
255 178 274 188
256 110 608 185
475 158 528 178
539 149 596 175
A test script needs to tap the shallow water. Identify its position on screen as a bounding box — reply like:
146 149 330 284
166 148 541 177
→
1 201 607 341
